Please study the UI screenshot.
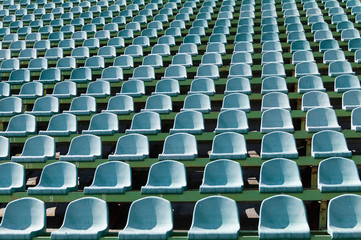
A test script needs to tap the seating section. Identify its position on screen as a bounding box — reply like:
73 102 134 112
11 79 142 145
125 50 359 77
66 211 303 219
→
0 0 360 238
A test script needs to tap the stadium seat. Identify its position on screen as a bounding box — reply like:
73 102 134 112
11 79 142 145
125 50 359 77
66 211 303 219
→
334 74 361 92
126 111 161 135
290 40 311 53
181 94 211 113
261 76 288 94
0 162 24 194
118 197 173 240
118 80 145 97
64 96 96 115
68 67 92 83
228 63 253 79
259 158 302 193
214 109 248 133
292 50 315 65
159 133 197 160
221 93 250 112
298 75 326 93
318 157 361 192
84 161 132 194
295 62 320 77
142 94 172 114
170 110 204 134
142 54 163 68
152 79 180 96
231 52 253 66
306 107 341 132
312 130 351 158
259 195 310 239
82 112 119 135
129 66 155 81
13 82 43 99
0 114 36 137
28 162 77 194
302 91 332 111
261 108 294 133
102 95 134 115
261 51 284 65
261 131 299 159
200 159 243 193
328 194 361 239
188 196 240 239
108 134 149 161
141 160 187 194
225 77 252 95
38 68 61 84
60 134 102 162
0 97 22 117
342 90 361 110
81 81 110 98
0 198 45 239
188 78 215 95
11 135 55 162
162 65 187 80
39 113 77 136
51 197 108 240
261 92 291 111
329 61 355 77
209 132 247 160
51 81 77 99
25 96 59 116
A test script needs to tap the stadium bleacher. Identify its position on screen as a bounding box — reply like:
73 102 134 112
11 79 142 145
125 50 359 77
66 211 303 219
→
1 0 361 237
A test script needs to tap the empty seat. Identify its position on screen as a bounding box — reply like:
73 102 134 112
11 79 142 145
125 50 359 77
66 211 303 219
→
259 195 310 239
102 95 134 115
0 162 24 194
215 109 248 133
108 134 149 161
261 131 298 159
341 29 360 41
39 113 77 137
59 134 102 162
51 197 108 240
261 108 294 133
13 82 43 99
124 45 143 57
83 113 118 135
11 135 55 162
82 81 110 98
181 94 211 113
142 54 163 69
0 114 36 137
209 132 247 160
0 59 20 74
68 67 92 83
328 194 361 239
170 110 204 134
302 91 332 111
195 64 219 80
38 68 61 84
188 196 240 239
142 94 172 114
113 55 134 70
25 96 59 116
259 158 302 193
295 62 320 77
118 80 145 97
318 157 361 192
329 61 355 77
118 197 173 240
162 65 187 80
261 92 291 111
351 106 361 131
225 77 251 95
228 63 253 79
188 78 215 95
343 90 361 110
261 76 288 94
63 96 96 115
28 162 77 194
0 198 45 239
0 97 22 117
141 160 187 194
84 56 105 71
51 81 77 99
159 133 197 160
126 111 161 135
312 130 351 158
261 51 284 65
129 66 155 81
84 161 131 194
152 79 180 96
306 107 341 132
231 52 252 66
298 75 326 93
200 159 243 193
221 93 250 112
292 50 315 65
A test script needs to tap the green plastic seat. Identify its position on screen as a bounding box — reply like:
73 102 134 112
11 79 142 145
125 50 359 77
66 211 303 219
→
11 135 55 162
188 196 240 239
60 134 102 162
0 198 45 239
259 195 310 239
261 108 294 133
64 96 96 115
328 194 361 239
141 160 187 193
118 197 173 240
306 107 341 132
261 131 299 159
28 162 77 194
82 112 119 135
25 96 59 116
0 114 36 137
210 132 247 160
39 113 77 136
51 197 108 240
200 159 243 193
312 130 351 158
109 134 149 161
318 157 361 192
0 96 22 117
84 161 132 194
102 95 134 115
259 158 302 193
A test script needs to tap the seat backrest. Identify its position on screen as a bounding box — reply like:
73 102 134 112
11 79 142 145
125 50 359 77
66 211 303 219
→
203 159 243 186
0 96 22 112
130 111 161 130
21 135 55 157
47 113 77 131
146 160 186 187
162 133 197 155
260 158 301 185
38 162 77 187
173 110 203 129
0 162 24 188
88 112 118 131
92 161 131 187
7 114 36 132
69 96 96 111
32 96 59 112
114 133 148 155
212 132 247 154
67 134 101 156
